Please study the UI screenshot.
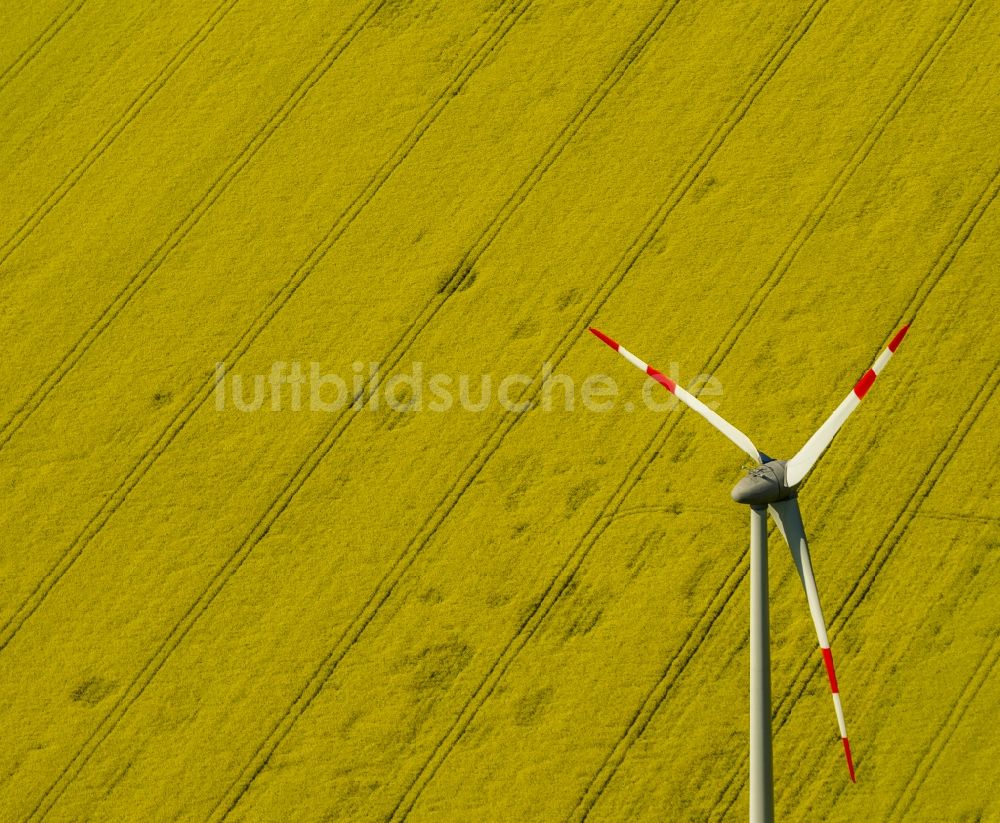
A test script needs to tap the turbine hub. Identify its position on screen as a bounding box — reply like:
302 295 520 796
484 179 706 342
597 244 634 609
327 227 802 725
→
731 459 796 506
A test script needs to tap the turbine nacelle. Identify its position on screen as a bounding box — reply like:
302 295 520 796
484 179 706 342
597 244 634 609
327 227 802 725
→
730 460 796 506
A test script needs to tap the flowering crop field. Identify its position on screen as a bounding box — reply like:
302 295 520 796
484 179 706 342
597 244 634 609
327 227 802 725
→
0 1 997 820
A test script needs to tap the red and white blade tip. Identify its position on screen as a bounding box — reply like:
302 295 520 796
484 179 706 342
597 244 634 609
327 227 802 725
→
888 323 910 353
844 739 857 783
589 327 619 350
589 328 677 393
853 323 910 399
785 322 912 485
821 647 856 783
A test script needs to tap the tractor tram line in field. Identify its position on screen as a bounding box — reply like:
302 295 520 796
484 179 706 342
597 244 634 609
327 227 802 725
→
888 573 1000 821
567 15 994 821
714 358 1000 821
31 0 811 815
1 0 530 655
771 162 1000 815
0 0 242 272
660 161 1000 819
1 0 408 649
814 172 1000 625
918 510 1000 526
0 0 382 454
1 0 535 657
581 218 998 819
386 3 841 815
414 0 684 305
228 1 985 816
6 0 542 655
0 0 86 96
1 0 993 819
569 5 991 814
19 1 549 817
0 0 392 656
208 0 746 814
200 2 839 818
19 0 694 815
699 0 977 374
573 0 982 768
794 360 1000 819
788 362 1000 819
568 544 750 821
389 1 986 817
710 177 1000 819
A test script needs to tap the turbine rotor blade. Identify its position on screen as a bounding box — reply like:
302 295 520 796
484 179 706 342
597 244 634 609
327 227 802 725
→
589 328 767 464
769 497 856 782
785 324 909 487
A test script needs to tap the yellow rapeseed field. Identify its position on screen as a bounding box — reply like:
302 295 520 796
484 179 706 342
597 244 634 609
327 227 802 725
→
1 0 997 820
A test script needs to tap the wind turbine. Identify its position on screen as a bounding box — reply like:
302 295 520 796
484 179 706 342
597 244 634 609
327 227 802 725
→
589 323 909 823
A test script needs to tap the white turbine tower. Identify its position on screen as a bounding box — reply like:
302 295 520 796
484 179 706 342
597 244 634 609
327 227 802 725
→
589 323 909 823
